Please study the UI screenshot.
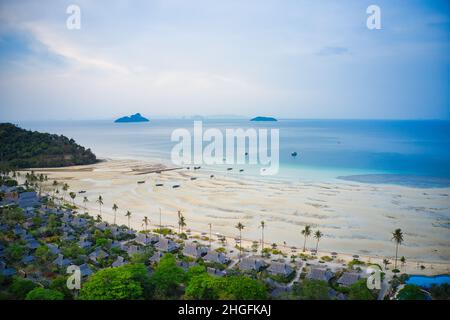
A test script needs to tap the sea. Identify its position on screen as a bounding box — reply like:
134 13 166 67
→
17 119 450 188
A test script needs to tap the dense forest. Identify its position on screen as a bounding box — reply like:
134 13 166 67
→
0 123 97 168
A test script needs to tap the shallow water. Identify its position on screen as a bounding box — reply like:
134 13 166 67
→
18 119 450 186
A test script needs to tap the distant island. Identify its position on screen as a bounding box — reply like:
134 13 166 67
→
250 116 277 122
114 113 149 123
0 123 97 169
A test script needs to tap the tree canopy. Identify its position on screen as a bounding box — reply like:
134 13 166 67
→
79 263 151 300
0 123 97 168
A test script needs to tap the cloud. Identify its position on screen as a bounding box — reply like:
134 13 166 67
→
316 46 350 56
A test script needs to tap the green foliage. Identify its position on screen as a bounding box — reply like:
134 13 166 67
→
347 279 376 300
25 287 64 300
35 245 54 264
49 275 73 300
429 283 450 300
397 285 427 300
293 279 330 300
10 277 38 299
61 243 85 259
130 247 154 264
185 274 267 300
0 207 25 227
79 263 151 300
0 123 97 168
149 254 186 299
348 259 365 269
5 244 26 262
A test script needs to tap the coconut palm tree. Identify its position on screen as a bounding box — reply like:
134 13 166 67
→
301 225 312 252
96 195 104 218
383 258 390 270
96 214 102 222
177 210 182 233
260 221 266 256
235 222 245 259
400 256 406 270
62 183 69 202
179 215 186 234
125 211 132 229
83 196 88 211
314 230 323 254
69 192 76 206
392 229 404 269
142 216 149 233
112 203 119 225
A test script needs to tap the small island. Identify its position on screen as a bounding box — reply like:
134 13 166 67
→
250 116 277 122
114 113 149 123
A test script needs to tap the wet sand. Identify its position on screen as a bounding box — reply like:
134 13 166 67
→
26 159 450 274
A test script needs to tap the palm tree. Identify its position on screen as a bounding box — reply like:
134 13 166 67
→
392 229 404 269
142 216 149 233
125 211 132 229
96 195 104 218
260 221 266 256
235 222 245 259
383 258 390 270
179 215 186 234
69 192 76 206
62 183 69 202
96 214 102 222
177 210 182 233
314 230 323 254
400 256 406 270
83 196 88 211
112 204 119 225
301 225 312 252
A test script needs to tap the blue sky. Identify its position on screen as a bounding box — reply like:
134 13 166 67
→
0 0 449 120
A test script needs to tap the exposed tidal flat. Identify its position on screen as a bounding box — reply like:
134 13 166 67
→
30 158 450 269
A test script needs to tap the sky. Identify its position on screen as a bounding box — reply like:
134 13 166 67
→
0 0 449 121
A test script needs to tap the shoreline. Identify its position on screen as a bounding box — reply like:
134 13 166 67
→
18 158 450 276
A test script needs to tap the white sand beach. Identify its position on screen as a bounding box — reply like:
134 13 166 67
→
27 159 450 275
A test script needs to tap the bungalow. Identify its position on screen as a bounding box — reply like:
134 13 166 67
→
53 254 72 268
112 256 127 268
207 267 226 277
203 251 229 264
125 245 141 256
78 235 93 249
26 239 40 250
307 268 334 282
46 243 60 255
22 255 35 264
182 243 208 258
177 261 196 272
0 261 16 277
337 272 362 287
95 222 109 231
149 252 164 264
154 238 179 253
239 257 267 272
18 191 39 208
135 233 158 246
79 263 93 277
89 248 109 263
267 262 294 277
71 217 88 227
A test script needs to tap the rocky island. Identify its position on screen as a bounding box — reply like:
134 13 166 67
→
250 116 277 122
114 113 149 123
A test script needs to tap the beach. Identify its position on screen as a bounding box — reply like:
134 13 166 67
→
27 158 450 275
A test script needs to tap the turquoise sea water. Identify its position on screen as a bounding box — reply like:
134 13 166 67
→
17 119 450 187
406 275 450 287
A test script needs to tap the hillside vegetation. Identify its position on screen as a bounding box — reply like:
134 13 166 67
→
0 123 97 168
